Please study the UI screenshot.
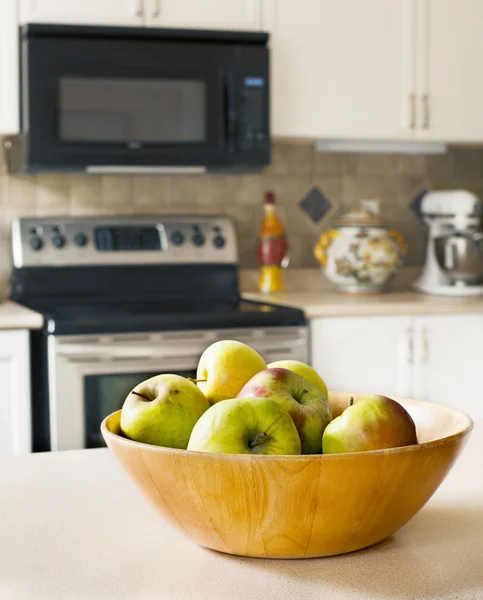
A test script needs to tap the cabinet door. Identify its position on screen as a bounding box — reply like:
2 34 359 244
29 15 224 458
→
266 0 416 139
0 0 19 134
418 0 483 141
413 315 483 420
146 0 261 30
19 0 144 26
0 331 31 456
311 316 414 397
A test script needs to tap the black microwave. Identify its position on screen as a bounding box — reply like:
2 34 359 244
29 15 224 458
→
5 24 270 174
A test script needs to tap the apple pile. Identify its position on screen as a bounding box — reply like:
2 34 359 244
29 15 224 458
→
120 340 418 456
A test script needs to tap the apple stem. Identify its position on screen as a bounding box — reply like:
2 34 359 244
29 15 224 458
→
132 390 151 402
349 396 354 407
188 378 207 383
249 432 269 448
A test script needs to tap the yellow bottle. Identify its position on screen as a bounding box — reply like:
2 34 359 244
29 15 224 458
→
257 192 288 294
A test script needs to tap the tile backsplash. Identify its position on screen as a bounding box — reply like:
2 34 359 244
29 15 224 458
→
1 141 483 288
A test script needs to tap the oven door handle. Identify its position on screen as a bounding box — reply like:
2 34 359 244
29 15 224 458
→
57 344 202 362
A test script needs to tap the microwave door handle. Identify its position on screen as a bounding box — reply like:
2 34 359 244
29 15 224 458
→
223 74 236 152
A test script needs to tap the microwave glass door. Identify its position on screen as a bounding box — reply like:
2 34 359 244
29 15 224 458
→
26 35 229 168
84 369 196 449
59 77 207 144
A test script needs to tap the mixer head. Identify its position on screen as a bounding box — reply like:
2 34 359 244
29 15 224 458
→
420 189 481 214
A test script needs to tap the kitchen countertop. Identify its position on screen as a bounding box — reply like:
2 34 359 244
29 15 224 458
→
241 268 483 318
0 269 481 328
1 423 482 600
244 289 483 318
0 300 43 330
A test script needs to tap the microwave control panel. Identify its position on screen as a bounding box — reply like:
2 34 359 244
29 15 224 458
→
239 76 268 151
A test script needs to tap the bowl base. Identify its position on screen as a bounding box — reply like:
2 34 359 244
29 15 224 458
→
200 536 391 559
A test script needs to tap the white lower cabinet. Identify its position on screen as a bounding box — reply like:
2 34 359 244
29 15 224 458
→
311 313 483 420
411 315 483 420
0 330 32 456
310 316 413 398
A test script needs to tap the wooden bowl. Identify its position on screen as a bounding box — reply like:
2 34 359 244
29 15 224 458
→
101 394 472 559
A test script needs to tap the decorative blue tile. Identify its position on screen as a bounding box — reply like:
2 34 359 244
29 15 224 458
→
409 189 428 222
298 186 333 223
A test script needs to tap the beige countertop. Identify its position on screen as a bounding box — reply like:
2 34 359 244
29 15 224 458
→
1 424 482 600
241 268 483 318
0 300 43 330
244 289 483 318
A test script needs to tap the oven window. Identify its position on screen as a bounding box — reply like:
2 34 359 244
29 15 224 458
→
59 78 207 143
84 370 196 448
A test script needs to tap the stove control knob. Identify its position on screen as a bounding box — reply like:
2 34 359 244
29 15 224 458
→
74 232 88 247
170 231 185 246
30 236 43 251
192 233 205 247
213 235 226 249
52 234 66 249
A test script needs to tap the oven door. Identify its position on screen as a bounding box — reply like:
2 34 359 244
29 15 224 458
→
48 326 307 451
49 334 203 451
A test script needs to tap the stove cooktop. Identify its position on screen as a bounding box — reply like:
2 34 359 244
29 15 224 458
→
11 217 306 336
25 298 306 335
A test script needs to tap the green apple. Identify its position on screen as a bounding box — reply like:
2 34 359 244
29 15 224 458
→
196 340 266 405
237 368 331 454
188 396 301 455
322 395 418 454
121 374 210 449
267 360 328 399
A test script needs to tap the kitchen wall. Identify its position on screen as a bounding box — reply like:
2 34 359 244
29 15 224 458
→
1 140 483 290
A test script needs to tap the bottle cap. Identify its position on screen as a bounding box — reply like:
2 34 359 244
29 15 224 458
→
265 191 275 205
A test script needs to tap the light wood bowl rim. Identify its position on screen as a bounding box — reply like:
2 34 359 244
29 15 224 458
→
101 395 473 460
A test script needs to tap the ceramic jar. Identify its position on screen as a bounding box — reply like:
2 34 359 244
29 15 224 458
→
314 209 407 293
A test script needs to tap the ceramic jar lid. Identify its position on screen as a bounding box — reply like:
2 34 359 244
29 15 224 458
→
334 207 385 228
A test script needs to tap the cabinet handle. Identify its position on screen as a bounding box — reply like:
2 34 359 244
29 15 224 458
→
422 327 429 363
422 94 430 128
136 0 144 17
408 94 416 129
407 327 414 364
153 0 161 17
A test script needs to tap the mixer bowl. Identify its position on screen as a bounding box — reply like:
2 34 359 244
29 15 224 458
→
434 234 483 284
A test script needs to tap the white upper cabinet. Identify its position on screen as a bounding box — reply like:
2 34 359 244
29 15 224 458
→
19 0 144 26
18 0 262 30
416 0 483 142
0 1 19 134
266 0 416 140
145 0 262 30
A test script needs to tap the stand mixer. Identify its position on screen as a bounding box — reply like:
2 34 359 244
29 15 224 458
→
413 189 483 296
